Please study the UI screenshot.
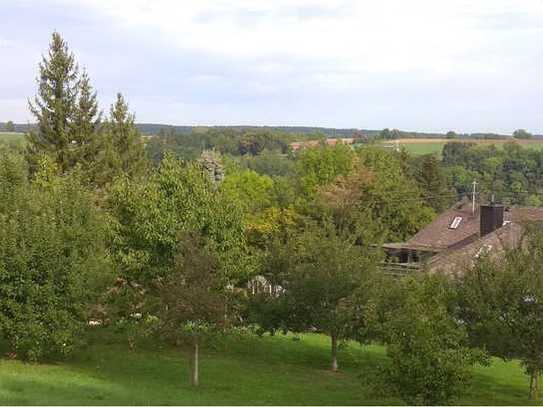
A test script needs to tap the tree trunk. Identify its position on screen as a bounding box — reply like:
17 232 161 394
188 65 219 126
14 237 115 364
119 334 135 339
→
530 367 540 400
331 333 338 372
189 340 199 386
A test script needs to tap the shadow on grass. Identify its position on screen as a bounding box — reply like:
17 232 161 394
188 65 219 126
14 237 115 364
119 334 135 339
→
0 329 536 405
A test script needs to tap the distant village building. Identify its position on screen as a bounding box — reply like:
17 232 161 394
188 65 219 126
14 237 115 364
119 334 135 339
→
383 200 543 276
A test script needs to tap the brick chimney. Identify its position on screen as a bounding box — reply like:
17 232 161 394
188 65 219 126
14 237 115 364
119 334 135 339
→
480 204 504 237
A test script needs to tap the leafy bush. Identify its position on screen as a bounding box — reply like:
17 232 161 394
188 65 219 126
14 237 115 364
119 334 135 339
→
0 154 111 361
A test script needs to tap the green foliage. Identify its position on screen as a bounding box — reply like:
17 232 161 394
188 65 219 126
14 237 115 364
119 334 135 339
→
295 143 355 197
238 149 295 177
93 93 147 187
379 275 486 405
0 153 111 361
26 32 105 178
458 225 543 400
375 128 401 140
446 130 459 139
513 129 533 139
441 141 543 206
26 32 80 174
155 234 239 385
4 121 15 132
355 147 435 241
156 235 239 337
108 153 248 286
157 234 232 338
221 165 275 215
69 70 102 172
415 154 454 212
251 220 381 371
145 127 314 164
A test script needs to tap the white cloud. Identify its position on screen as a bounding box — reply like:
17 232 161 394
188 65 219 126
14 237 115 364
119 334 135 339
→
3 0 543 131
73 0 543 75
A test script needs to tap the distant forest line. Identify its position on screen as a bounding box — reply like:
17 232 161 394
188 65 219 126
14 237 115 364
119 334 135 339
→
2 122 542 140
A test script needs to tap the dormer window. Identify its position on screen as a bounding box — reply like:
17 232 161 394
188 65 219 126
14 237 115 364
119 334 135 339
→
449 216 462 229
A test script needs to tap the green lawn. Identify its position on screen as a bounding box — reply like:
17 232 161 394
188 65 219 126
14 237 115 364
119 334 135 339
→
0 329 537 405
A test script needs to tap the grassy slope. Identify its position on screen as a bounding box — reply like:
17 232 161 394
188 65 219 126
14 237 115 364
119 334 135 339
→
0 330 537 406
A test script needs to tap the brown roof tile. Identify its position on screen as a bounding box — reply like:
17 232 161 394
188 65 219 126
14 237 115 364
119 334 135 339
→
407 200 479 250
406 202 543 251
428 222 523 275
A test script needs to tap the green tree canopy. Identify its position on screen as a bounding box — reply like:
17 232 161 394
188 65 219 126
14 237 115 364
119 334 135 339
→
4 121 15 132
513 129 533 139
250 221 381 371
0 153 111 361
458 225 543 400
156 233 237 387
108 153 248 287
295 144 355 198
376 275 486 405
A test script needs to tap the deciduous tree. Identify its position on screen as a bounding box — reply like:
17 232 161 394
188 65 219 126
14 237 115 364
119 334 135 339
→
156 234 233 386
458 225 543 400
0 153 111 361
4 121 15 132
378 275 486 405
253 221 380 372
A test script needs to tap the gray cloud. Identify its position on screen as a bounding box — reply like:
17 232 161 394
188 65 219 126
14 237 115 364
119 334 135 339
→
0 0 542 134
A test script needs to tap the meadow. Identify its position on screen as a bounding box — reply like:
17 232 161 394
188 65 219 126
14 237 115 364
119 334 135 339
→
380 138 543 156
0 330 537 406
0 132 25 147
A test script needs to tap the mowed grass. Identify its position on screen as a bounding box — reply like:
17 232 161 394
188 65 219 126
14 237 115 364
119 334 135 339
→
0 329 538 405
380 138 543 156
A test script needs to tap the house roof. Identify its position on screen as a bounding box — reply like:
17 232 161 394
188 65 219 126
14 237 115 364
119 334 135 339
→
406 200 480 250
395 201 543 275
428 222 523 275
404 200 543 251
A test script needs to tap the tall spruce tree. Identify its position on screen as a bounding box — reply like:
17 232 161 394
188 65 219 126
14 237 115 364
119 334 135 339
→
103 93 146 180
27 32 79 173
70 70 102 171
27 32 103 178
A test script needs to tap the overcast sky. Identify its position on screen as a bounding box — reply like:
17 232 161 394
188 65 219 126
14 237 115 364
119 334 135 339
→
1 0 542 133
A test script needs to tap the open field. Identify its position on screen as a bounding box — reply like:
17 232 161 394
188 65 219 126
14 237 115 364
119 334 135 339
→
0 132 25 146
0 330 537 405
381 138 543 156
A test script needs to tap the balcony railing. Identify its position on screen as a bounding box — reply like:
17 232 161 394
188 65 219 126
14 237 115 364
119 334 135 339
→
380 262 423 277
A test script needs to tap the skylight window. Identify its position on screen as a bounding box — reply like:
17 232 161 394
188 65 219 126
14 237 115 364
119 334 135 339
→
449 216 462 229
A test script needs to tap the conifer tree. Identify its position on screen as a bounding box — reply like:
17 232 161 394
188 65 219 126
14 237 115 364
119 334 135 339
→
27 32 79 173
105 93 146 179
70 70 102 170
